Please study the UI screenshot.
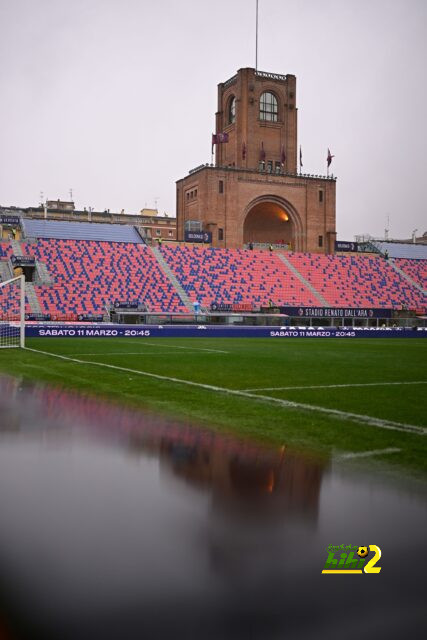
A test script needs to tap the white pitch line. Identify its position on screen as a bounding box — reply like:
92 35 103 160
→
24 347 427 437
242 381 427 392
335 447 401 461
70 351 219 356
125 340 229 354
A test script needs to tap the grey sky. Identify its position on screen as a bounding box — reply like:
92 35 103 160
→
1 0 426 240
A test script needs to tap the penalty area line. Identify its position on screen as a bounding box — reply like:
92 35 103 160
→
24 347 427 437
70 351 221 356
125 340 229 354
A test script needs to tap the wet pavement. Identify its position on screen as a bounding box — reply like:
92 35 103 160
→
0 376 426 640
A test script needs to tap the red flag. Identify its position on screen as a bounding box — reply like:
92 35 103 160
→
242 141 246 160
260 142 266 162
327 148 334 167
280 145 286 165
215 132 229 143
212 132 229 153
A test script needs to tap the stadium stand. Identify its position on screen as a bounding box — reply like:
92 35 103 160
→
0 243 13 260
160 245 426 310
3 239 188 316
1 236 426 318
371 241 427 260
159 244 320 307
285 252 426 309
394 259 427 290
22 218 143 244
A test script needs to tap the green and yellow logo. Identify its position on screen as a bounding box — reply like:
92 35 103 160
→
322 544 381 574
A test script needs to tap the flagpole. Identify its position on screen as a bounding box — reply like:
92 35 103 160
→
255 0 258 71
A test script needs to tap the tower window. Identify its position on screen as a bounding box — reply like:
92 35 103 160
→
260 92 278 122
228 96 236 124
267 160 273 173
219 180 224 194
218 228 224 241
319 190 323 203
318 235 323 248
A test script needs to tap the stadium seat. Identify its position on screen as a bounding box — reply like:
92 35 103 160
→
1 239 426 318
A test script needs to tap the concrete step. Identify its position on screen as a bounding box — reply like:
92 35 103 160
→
151 245 192 311
36 260 54 286
25 282 42 314
10 239 23 256
277 253 328 306
0 261 12 282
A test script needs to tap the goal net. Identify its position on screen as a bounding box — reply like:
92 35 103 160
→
0 275 25 348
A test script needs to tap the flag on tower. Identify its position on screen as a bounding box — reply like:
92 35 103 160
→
212 132 229 153
299 145 303 168
327 148 334 167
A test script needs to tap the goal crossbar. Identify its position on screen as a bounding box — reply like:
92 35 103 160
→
0 274 25 348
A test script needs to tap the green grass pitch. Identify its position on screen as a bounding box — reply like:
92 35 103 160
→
1 337 426 476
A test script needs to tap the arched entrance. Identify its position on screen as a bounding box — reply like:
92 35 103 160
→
243 196 303 249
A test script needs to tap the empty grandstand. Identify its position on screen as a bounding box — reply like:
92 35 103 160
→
0 215 425 323
22 219 143 244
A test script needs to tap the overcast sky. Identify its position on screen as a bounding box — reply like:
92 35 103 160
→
0 0 425 240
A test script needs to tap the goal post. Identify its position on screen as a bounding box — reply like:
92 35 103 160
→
0 275 25 348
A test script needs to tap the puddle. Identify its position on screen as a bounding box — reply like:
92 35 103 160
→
0 376 426 640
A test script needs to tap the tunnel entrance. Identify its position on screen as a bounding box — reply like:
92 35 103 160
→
243 200 295 247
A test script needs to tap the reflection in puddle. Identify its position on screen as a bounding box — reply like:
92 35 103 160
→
0 376 425 640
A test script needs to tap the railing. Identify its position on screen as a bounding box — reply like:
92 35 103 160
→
186 164 336 181
189 163 208 175
223 74 238 89
244 242 291 250
255 70 287 82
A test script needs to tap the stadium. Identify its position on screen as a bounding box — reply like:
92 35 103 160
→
1 2 427 639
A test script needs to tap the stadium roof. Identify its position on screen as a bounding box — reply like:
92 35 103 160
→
371 241 427 260
22 219 143 243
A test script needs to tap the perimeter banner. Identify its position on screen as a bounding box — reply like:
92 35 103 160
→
184 231 212 244
114 302 139 309
25 324 423 339
11 255 36 266
0 215 21 225
280 306 393 319
335 241 359 252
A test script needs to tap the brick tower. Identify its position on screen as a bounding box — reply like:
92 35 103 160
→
176 67 336 253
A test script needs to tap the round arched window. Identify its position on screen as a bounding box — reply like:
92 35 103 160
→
259 92 278 122
228 96 236 124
